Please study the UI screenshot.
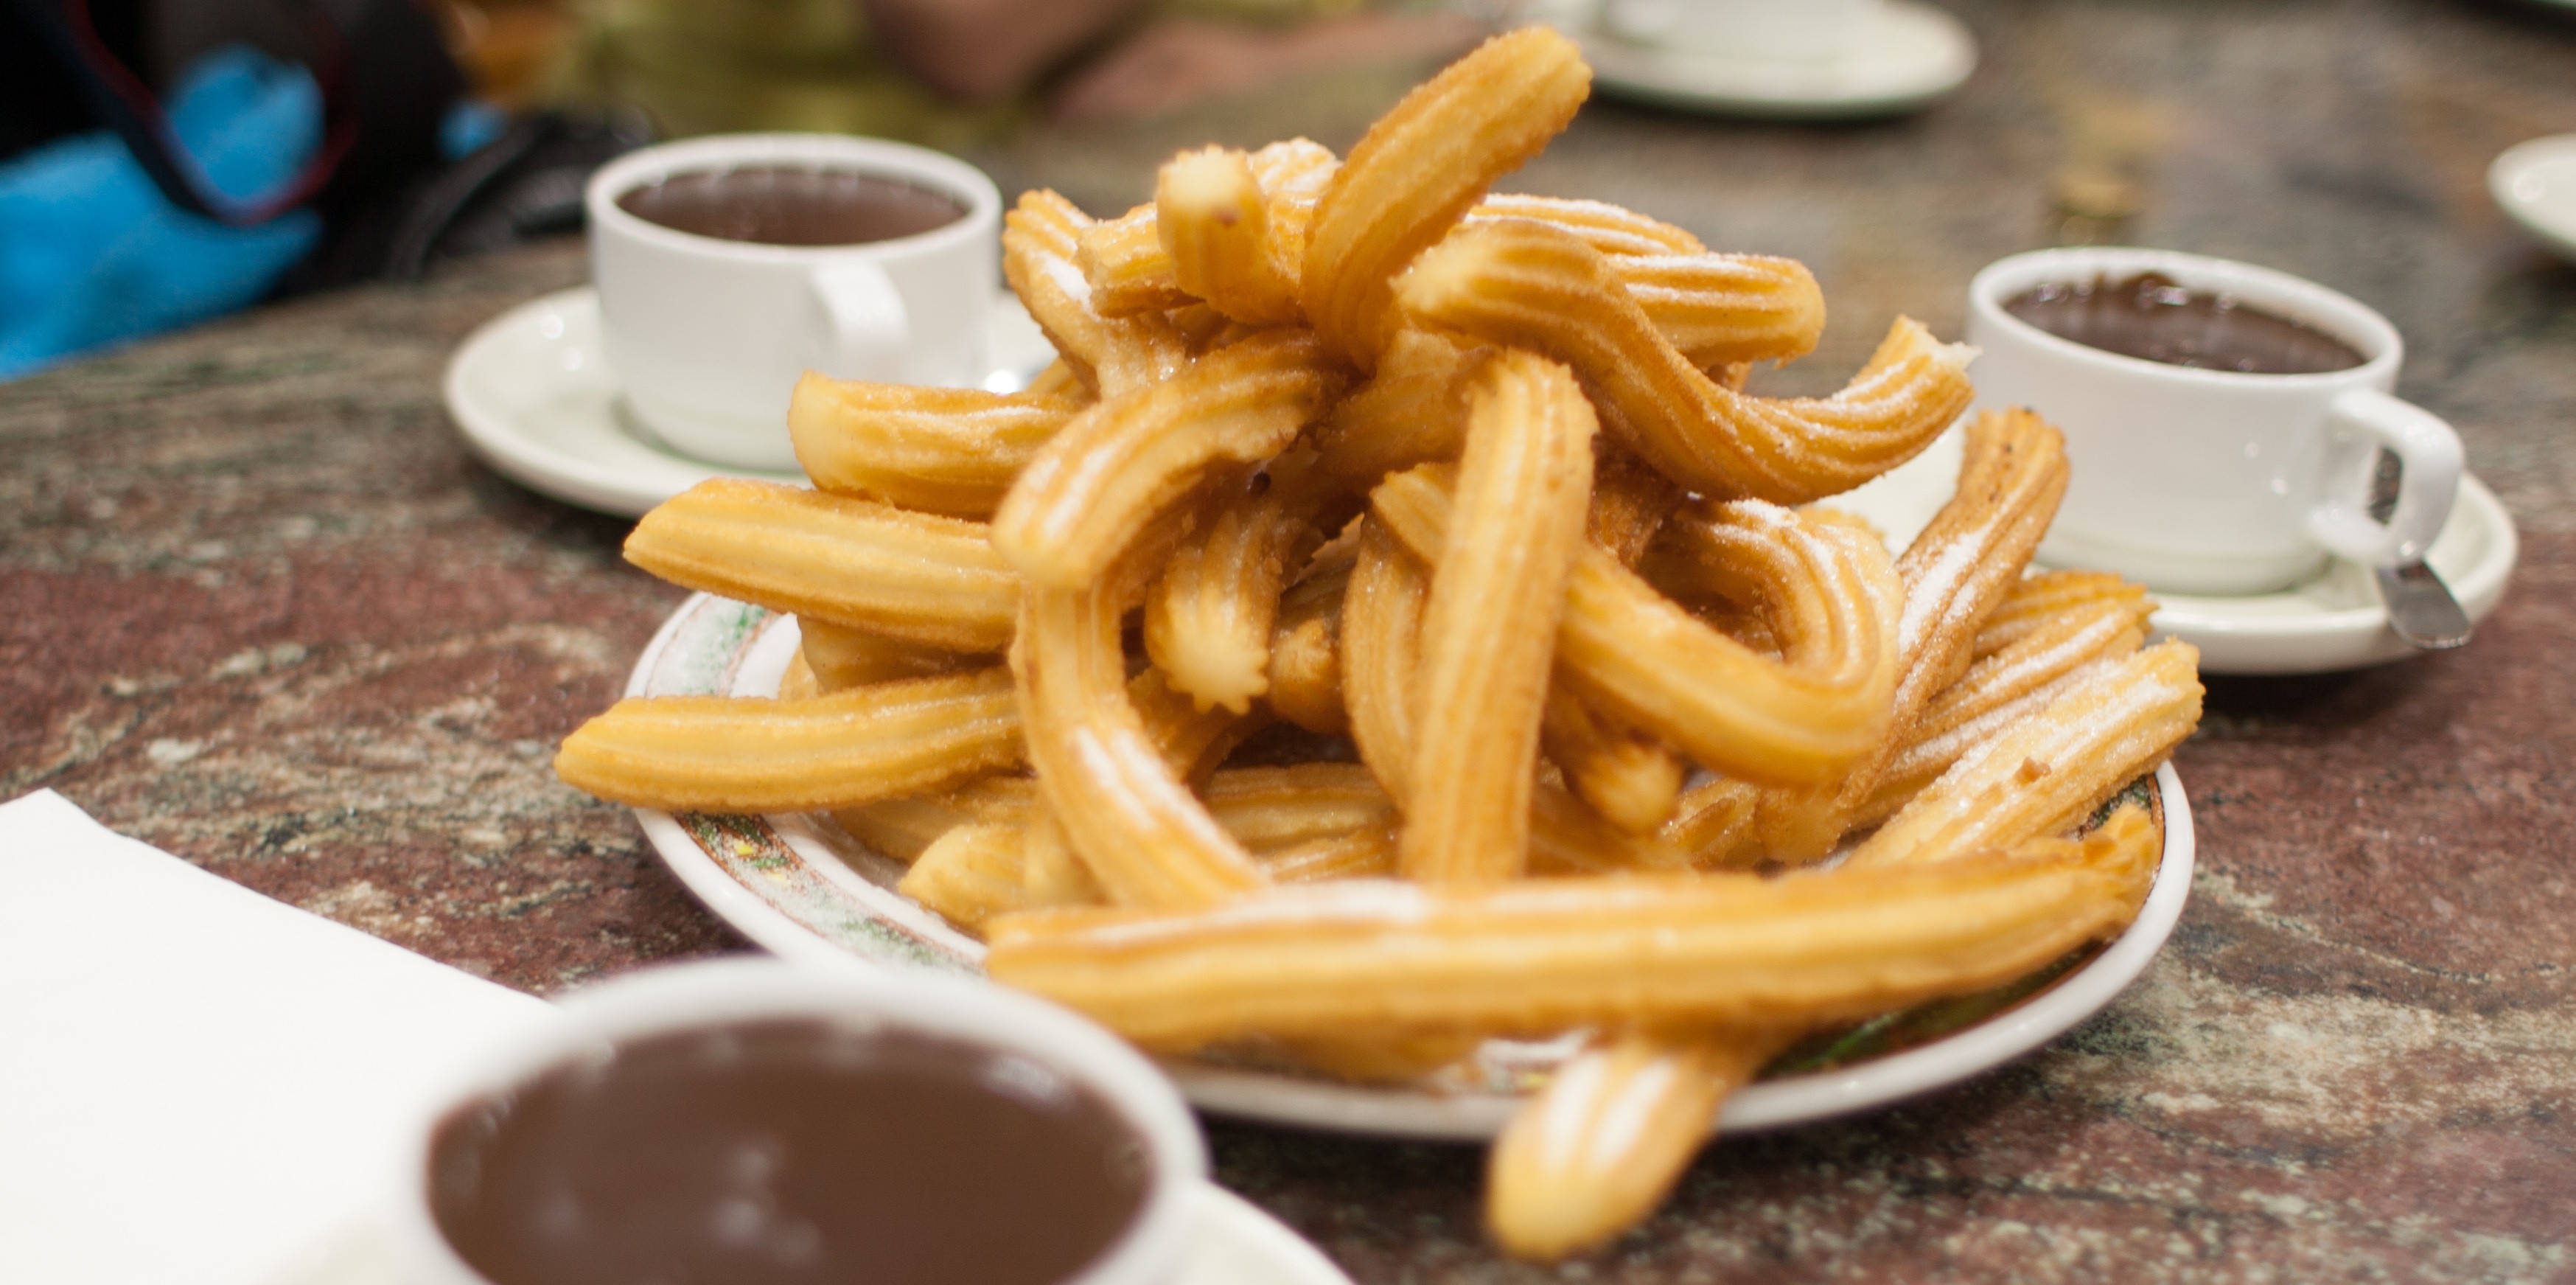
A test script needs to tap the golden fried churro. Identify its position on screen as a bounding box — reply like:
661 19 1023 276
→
1341 520 1430 802
834 776 1035 862
1543 454 1689 834
1015 578 1272 909
1300 27 1591 368
1467 195 1702 256
1375 472 1901 784
1256 826 1401 883
898 822 1039 931
1079 203 1193 318
1308 328 1479 488
1004 190 1187 395
1397 218 1975 503
1143 486 1317 714
1860 596 2152 827
1754 409 2070 860
1529 782 1692 876
555 668 1023 813
1849 640 2202 868
1019 807 1105 910
788 375 1083 519
797 619 971 694
984 817 2160 1050
1266 556 1351 735
1973 569 2154 661
1487 1028 1790 1260
1159 147 1305 327
1201 763 1397 850
1401 351 1597 882
992 330 1346 590
626 480 1018 652
1662 778 1760 868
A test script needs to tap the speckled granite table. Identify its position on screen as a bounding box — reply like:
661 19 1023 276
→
7 1 2575 1280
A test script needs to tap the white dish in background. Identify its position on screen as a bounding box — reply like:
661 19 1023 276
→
621 593 2195 1142
1826 428 2519 675
440 286 1057 518
2491 134 2576 263
1541 0 1976 120
270 1185 1350 1285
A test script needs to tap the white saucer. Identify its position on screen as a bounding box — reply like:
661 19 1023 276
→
267 1183 1350 1285
1542 0 1977 120
2491 134 2576 263
441 286 1059 518
1829 428 2521 675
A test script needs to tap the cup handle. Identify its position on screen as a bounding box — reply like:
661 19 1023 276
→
807 260 910 383
2306 388 2462 566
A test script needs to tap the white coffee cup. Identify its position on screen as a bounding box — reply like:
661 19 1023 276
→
587 134 1002 471
385 959 1206 1285
1965 247 2462 596
1605 0 1883 62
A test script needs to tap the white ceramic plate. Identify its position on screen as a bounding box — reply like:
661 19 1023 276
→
1829 428 2519 675
625 593 2195 1141
2491 133 2576 264
266 1183 1349 1285
1539 0 1977 120
441 286 1058 518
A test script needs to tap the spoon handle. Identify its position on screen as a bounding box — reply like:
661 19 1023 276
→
2374 560 2473 650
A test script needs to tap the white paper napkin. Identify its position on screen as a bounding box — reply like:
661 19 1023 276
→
0 790 556 1285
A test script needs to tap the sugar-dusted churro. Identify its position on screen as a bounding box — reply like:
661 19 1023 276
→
1340 519 1430 803
1004 190 1187 396
625 481 1018 652
1308 328 1479 488
1201 763 1397 851
1159 147 1305 327
1661 777 1761 868
1400 351 1597 882
1081 139 1340 318
1973 568 2154 661
1374 472 1900 785
1015 577 1273 909
1849 641 2202 868
788 375 1083 519
556 668 1022 813
1754 408 2070 861
985 815 2161 1050
1144 485 1317 714
1397 218 1975 503
1300 27 1591 368
899 823 1042 930
1543 454 1689 833
992 330 1346 590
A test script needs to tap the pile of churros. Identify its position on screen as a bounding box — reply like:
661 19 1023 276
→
555 27 2205 1260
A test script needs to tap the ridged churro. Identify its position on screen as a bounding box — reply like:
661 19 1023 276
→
992 330 1346 590
985 813 2160 1050
1004 189 1187 396
1400 352 1597 882
1159 147 1305 327
625 480 1018 652
797 619 971 693
1397 218 1975 503
556 668 1022 813
788 375 1083 519
1143 486 1316 714
1300 27 1591 367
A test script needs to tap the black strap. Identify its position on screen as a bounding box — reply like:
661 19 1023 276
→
5 0 356 226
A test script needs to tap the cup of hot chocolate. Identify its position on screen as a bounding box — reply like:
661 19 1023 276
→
587 134 1002 471
1965 247 2462 596
385 960 1204 1285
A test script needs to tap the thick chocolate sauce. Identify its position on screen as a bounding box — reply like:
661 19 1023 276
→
2004 272 2364 375
428 1020 1150 1285
618 167 966 247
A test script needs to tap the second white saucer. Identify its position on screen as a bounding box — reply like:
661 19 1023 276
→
1829 428 2520 675
1548 0 1978 120
2491 134 2576 264
441 286 1058 518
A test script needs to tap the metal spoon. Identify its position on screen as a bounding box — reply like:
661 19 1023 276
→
2368 450 2473 650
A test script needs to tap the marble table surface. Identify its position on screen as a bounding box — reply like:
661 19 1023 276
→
6 0 2574 1279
